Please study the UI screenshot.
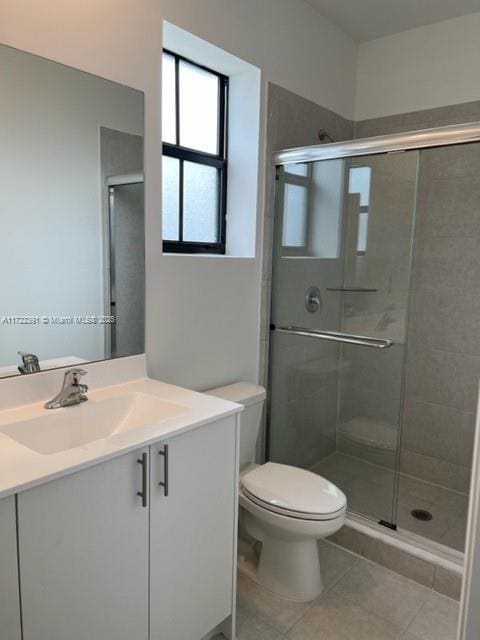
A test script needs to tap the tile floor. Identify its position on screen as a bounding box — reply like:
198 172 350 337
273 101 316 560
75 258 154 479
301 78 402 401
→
314 452 468 552
220 540 459 640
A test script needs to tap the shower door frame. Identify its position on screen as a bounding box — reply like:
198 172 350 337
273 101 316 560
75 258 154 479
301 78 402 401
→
274 121 480 165
268 120 480 530
106 172 144 359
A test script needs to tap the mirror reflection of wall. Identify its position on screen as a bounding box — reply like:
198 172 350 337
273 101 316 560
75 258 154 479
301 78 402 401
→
0 44 145 377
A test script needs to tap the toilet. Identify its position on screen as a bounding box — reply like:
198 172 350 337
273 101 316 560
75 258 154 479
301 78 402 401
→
206 382 347 603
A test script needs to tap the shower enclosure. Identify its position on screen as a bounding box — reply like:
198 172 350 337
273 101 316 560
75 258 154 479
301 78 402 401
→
267 124 480 553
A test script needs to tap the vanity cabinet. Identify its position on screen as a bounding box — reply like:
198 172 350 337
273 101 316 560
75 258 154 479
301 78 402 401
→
150 417 237 640
17 448 150 640
15 415 238 640
0 496 22 640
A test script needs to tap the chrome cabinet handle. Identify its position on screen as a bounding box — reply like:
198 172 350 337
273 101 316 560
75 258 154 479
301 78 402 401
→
158 445 169 497
137 452 148 507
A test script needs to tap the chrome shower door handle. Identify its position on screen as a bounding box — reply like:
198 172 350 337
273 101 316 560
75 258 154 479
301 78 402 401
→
158 444 169 497
275 325 393 349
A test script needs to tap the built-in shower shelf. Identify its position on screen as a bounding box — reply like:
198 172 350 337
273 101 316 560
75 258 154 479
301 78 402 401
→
327 287 378 292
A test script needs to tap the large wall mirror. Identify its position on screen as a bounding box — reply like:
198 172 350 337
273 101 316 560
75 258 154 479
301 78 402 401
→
0 44 145 378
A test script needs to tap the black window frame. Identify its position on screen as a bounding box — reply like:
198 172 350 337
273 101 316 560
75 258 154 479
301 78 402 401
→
162 49 229 254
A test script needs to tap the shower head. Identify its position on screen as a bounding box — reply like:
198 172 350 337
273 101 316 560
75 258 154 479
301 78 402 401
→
318 129 335 144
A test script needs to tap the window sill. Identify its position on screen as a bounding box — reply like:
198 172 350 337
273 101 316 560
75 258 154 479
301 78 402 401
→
162 252 256 260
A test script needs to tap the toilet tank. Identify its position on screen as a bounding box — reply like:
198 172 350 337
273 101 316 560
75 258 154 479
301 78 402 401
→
205 382 266 469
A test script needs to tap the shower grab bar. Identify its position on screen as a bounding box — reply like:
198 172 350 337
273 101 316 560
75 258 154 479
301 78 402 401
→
274 325 393 349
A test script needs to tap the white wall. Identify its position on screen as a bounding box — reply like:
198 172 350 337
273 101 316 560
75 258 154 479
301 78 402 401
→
0 43 143 367
356 12 480 120
162 0 357 120
0 0 358 391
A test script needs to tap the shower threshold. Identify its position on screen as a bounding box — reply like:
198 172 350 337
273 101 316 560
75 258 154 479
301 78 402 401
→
344 511 464 574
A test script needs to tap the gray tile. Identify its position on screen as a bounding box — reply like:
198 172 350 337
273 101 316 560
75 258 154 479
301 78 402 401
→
327 524 379 561
355 112 407 138
407 592 459 640
456 465 473 494
406 340 480 419
317 540 358 590
419 142 480 180
414 234 480 291
320 454 467 552
287 589 401 640
314 452 396 522
236 608 287 640
398 474 449 506
333 559 430 629
400 449 459 491
402 399 473 467
396 474 468 551
434 566 463 601
369 540 435 588
396 498 452 542
267 83 353 152
415 176 480 240
439 516 469 553
411 285 480 357
237 574 309 634
355 101 480 140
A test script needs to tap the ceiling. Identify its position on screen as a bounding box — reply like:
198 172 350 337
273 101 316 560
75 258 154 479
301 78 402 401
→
306 0 480 42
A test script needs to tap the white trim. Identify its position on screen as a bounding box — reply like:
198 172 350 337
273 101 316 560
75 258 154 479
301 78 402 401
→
346 513 463 574
458 386 480 639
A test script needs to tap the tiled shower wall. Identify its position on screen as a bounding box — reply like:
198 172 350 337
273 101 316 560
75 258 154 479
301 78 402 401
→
262 85 480 495
259 83 353 464
356 102 480 493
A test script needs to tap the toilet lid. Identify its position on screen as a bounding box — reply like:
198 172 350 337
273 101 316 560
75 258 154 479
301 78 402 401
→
240 462 346 519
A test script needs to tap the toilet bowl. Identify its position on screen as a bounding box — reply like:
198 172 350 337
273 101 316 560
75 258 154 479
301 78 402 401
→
239 462 346 601
206 383 347 603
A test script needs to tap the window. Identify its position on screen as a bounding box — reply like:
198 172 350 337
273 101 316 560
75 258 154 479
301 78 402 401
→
162 50 228 253
348 166 371 255
280 163 312 254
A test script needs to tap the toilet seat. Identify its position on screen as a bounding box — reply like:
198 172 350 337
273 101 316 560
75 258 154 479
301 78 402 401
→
240 462 346 522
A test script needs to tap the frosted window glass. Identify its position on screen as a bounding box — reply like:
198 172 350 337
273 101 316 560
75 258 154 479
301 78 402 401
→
285 163 309 177
183 162 219 242
179 61 219 154
162 156 179 241
349 166 371 206
282 183 308 247
357 211 369 253
162 53 176 144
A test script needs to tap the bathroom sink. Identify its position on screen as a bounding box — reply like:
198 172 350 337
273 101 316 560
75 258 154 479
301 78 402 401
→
0 392 187 454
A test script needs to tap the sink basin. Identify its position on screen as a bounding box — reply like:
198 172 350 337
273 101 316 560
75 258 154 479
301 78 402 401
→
0 392 187 455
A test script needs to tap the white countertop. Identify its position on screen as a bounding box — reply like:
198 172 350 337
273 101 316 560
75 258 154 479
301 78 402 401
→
0 360 242 500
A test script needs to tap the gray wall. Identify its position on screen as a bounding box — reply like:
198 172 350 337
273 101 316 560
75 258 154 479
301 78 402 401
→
262 83 353 465
355 101 480 493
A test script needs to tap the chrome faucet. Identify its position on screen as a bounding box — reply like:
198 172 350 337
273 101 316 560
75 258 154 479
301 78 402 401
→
44 368 88 409
18 351 40 375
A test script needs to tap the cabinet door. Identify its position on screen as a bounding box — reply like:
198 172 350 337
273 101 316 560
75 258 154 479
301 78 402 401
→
0 495 21 640
150 417 237 640
18 449 149 640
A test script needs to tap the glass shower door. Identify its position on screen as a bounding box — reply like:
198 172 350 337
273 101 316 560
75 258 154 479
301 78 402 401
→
268 150 418 526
